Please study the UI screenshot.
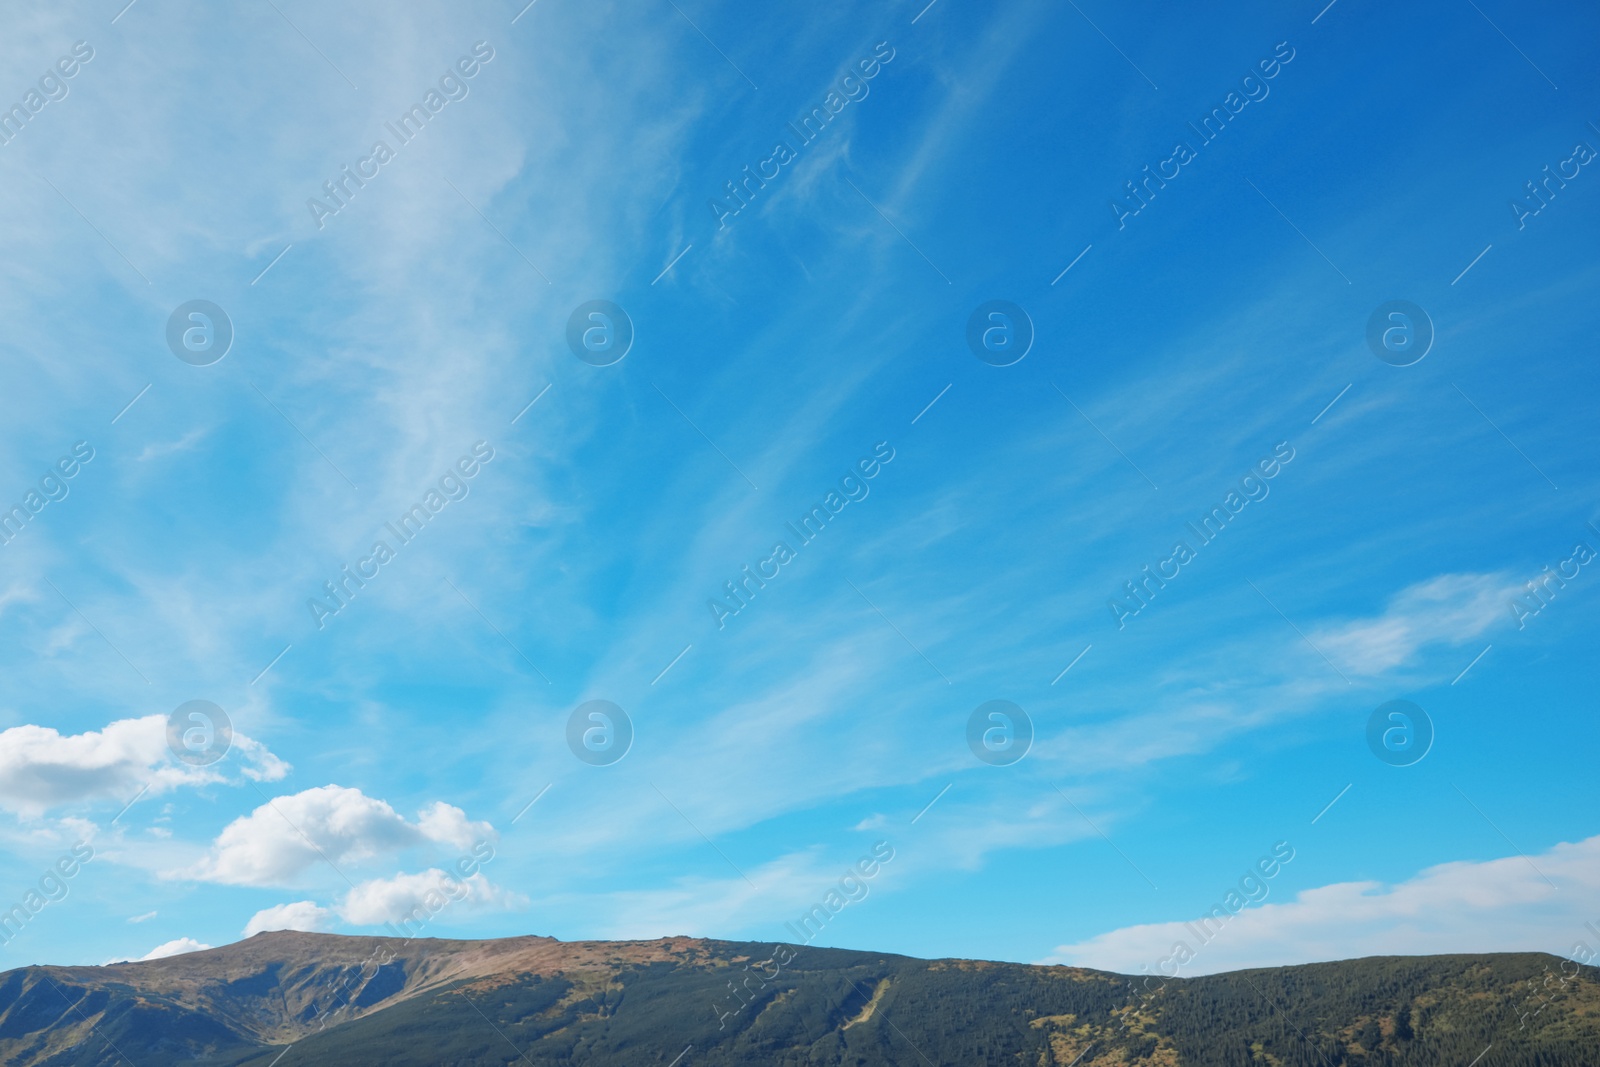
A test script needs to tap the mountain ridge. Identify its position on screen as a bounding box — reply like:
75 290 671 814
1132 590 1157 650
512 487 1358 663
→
2 932 1595 1066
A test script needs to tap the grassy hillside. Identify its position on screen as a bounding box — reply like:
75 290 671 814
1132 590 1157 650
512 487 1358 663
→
1 934 1594 1065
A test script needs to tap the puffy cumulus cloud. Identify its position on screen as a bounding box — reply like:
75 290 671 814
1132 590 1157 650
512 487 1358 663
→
193 785 495 887
1042 835 1600 975
0 716 288 817
243 900 335 937
337 868 522 927
415 801 491 851
1310 573 1519 676
138 937 212 960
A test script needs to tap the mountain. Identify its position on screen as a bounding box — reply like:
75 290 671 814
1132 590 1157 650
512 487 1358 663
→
0 932 1594 1066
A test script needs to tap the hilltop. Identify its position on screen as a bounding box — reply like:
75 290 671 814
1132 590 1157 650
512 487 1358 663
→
1 932 1595 1065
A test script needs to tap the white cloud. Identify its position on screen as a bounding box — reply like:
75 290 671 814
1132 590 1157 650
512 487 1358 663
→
138 937 212 961
0 715 289 817
1042 835 1600 975
1311 573 1518 676
415 801 489 851
0 814 97 853
134 426 210 463
0 581 35 619
337 869 521 927
244 900 334 937
192 785 494 887
127 911 157 924
230 733 292 783
571 844 917 943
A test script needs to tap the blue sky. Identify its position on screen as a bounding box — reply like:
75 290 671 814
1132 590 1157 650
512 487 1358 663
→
0 0 1597 975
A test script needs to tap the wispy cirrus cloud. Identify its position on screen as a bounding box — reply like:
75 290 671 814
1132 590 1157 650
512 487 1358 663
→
1310 572 1519 677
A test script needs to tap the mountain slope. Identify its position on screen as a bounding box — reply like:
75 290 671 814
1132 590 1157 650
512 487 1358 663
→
0 932 1594 1066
